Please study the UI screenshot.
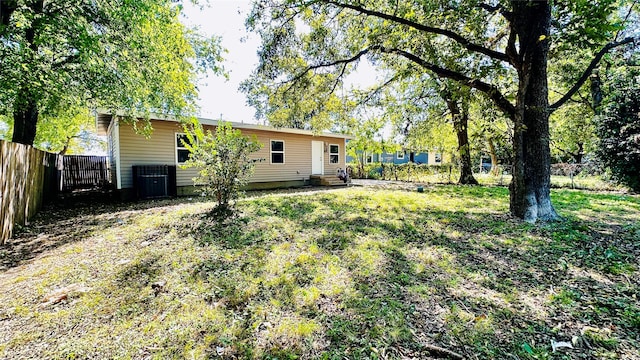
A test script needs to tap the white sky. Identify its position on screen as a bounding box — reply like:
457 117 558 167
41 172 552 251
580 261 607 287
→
181 0 381 124
181 0 261 123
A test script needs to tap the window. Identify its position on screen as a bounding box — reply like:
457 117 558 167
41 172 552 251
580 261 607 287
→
397 150 405 159
365 152 373 164
176 133 194 164
329 144 339 164
271 140 285 164
435 153 442 163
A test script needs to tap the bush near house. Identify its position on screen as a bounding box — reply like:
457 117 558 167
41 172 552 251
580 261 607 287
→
181 120 263 214
349 162 457 182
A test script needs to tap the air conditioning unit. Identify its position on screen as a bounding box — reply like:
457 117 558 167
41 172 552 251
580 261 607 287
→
132 165 177 199
138 174 167 199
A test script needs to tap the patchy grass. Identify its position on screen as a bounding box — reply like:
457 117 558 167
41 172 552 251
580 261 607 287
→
0 184 639 359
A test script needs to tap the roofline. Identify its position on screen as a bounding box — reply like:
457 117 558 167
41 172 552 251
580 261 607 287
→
95 110 353 139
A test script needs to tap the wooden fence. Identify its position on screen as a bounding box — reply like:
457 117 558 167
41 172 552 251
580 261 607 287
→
62 155 109 191
1 140 60 245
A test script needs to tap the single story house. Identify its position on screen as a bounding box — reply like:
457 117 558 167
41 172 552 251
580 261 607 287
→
347 149 445 165
96 112 351 198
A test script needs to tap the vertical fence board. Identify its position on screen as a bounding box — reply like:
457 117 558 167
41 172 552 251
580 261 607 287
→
0 140 59 245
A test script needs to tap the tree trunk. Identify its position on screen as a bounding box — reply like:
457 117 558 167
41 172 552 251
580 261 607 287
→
10 1 43 146
573 142 583 164
509 1 559 222
487 137 499 176
12 97 39 146
443 91 478 185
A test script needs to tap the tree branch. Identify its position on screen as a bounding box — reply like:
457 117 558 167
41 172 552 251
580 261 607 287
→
375 46 516 117
280 45 516 118
324 0 510 63
52 53 82 70
356 73 402 105
285 48 371 85
550 37 637 111
478 3 513 22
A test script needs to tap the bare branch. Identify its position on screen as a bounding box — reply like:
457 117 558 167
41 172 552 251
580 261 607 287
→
478 3 513 22
356 73 402 105
285 48 371 84
614 1 638 42
324 0 510 63
375 46 516 117
329 62 349 94
550 37 637 111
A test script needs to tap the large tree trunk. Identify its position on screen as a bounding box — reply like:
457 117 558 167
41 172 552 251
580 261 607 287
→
509 1 559 222
443 91 478 185
12 96 39 146
10 1 43 146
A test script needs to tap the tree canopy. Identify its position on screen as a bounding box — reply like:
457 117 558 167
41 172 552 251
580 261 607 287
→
243 0 638 222
0 0 224 146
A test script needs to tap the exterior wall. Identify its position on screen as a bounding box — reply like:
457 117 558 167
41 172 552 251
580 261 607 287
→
116 120 346 189
350 150 430 165
392 151 409 165
414 152 428 164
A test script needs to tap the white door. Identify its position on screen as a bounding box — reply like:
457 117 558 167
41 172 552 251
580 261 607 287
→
312 141 324 175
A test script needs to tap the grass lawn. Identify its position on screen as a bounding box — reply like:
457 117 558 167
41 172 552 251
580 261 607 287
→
0 184 638 359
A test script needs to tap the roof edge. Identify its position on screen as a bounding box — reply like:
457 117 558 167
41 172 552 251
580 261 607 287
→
95 110 352 139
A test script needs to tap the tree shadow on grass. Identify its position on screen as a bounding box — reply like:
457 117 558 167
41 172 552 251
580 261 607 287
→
169 187 639 358
0 196 210 271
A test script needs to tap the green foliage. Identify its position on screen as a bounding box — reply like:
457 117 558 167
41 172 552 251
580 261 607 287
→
0 0 224 145
596 70 640 191
181 120 263 212
35 106 104 154
349 162 457 183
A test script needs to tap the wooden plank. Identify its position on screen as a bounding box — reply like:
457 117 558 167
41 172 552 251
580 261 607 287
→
0 140 60 245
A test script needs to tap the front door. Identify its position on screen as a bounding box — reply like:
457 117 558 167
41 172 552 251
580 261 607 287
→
312 141 324 175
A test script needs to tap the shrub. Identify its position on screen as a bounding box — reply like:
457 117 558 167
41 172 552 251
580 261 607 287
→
596 72 640 192
182 120 263 213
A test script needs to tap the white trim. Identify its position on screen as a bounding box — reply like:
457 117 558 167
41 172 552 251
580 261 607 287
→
396 150 405 159
113 120 122 190
329 143 339 164
270 139 285 164
364 152 373 164
175 132 191 165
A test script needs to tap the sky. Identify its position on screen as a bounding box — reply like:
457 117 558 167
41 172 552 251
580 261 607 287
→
181 0 261 123
181 0 381 124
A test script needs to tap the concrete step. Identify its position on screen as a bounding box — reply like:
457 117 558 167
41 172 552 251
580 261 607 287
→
310 175 348 186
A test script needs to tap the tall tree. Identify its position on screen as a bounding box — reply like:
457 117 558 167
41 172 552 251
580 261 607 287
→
0 0 223 146
244 0 636 222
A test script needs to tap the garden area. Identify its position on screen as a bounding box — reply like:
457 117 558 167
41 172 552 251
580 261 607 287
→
1 183 638 359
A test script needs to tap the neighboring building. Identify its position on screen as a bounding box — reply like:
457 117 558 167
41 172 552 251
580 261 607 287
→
347 149 445 165
96 113 351 197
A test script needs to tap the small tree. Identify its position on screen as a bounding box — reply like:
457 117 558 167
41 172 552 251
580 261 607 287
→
182 120 263 213
596 71 640 192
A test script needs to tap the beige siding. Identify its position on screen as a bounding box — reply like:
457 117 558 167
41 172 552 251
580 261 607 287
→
117 120 347 188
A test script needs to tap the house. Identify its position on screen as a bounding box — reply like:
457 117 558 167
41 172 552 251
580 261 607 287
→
96 112 351 198
347 149 445 165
